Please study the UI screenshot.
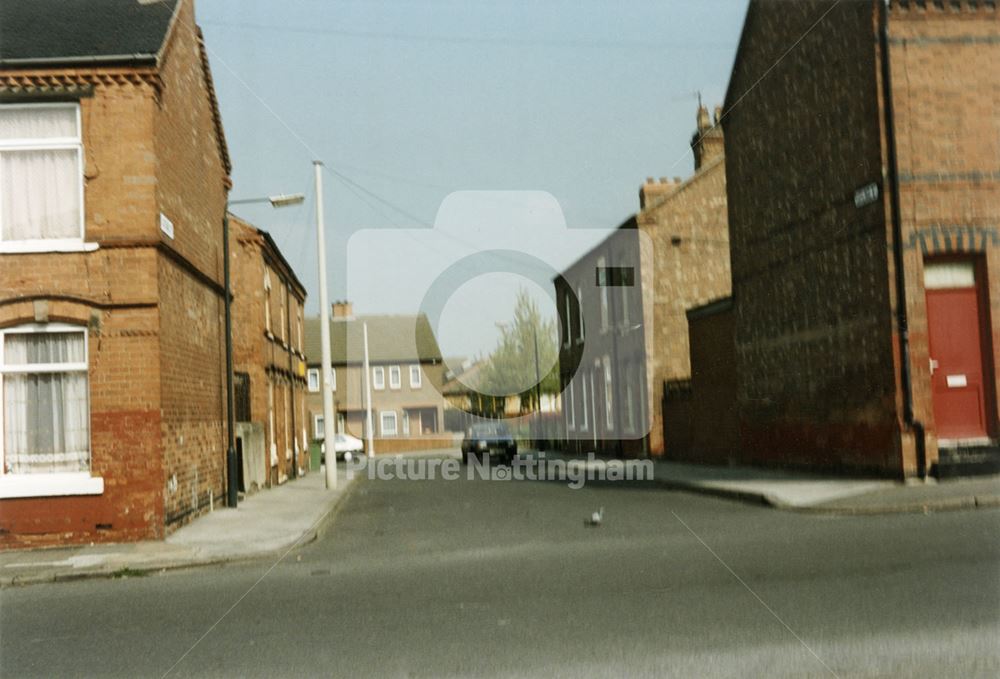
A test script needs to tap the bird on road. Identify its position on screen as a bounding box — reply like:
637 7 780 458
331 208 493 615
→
585 507 604 527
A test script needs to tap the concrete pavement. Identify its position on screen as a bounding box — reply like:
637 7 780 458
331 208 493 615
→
0 467 355 588
552 452 1000 513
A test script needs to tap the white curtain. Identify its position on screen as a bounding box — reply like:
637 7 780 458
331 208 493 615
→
0 106 76 140
3 332 89 474
1 148 80 241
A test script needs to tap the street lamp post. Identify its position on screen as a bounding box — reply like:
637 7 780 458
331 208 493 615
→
312 161 338 490
223 193 305 508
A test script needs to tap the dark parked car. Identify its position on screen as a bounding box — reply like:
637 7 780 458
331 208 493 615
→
461 423 517 464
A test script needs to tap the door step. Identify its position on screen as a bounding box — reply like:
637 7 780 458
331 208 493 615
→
933 444 1000 479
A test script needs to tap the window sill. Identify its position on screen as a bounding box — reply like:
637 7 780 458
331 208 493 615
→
0 241 99 255
0 472 104 499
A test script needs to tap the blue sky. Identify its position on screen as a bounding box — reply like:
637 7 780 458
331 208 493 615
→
197 0 748 357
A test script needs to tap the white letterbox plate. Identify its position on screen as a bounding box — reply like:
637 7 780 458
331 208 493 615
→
946 374 968 388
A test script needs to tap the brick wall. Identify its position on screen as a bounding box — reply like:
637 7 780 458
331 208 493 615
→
0 84 168 544
886 1 1000 471
724 0 900 474
154 0 229 526
0 300 164 546
637 151 731 456
723 0 998 476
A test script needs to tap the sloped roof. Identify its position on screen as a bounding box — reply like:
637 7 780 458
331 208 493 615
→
441 359 486 395
304 314 443 366
0 0 181 64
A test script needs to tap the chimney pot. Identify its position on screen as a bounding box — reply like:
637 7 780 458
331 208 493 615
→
332 301 353 318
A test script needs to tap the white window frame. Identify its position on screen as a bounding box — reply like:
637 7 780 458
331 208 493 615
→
313 413 325 440
268 382 276 464
372 366 385 390
409 364 422 389
597 257 609 333
402 411 410 436
263 270 272 334
279 283 287 343
0 103 95 254
619 256 630 327
579 374 589 432
563 290 572 348
389 365 401 390
624 361 636 433
297 308 303 353
0 323 103 498
576 285 585 343
566 380 576 431
380 410 398 437
603 355 614 431
306 368 320 393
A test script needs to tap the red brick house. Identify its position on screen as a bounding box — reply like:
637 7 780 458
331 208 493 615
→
556 105 731 458
719 0 999 477
230 215 308 491
0 0 232 546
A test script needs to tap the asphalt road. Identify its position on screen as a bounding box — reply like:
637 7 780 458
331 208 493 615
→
2 474 999 678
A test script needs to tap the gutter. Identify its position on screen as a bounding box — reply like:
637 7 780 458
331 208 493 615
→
879 0 926 479
0 54 157 67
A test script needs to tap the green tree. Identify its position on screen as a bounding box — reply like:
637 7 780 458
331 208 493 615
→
478 288 560 411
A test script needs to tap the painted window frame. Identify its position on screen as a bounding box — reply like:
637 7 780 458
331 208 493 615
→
306 368 320 393
603 355 614 431
562 289 572 348
263 270 272 334
0 323 102 498
0 103 93 254
389 365 401 390
619 255 630 327
278 283 287 343
566 379 576 431
372 366 385 390
409 364 422 389
597 257 610 333
380 410 398 437
313 413 325 440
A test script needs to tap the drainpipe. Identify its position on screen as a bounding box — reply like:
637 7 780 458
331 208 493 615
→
879 0 926 479
223 212 239 507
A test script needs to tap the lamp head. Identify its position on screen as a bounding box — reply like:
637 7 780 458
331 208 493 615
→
269 193 306 208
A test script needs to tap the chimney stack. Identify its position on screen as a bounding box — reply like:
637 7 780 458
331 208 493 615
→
332 300 353 318
691 102 724 172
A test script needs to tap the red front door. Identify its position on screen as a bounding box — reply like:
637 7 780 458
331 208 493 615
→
926 263 990 440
